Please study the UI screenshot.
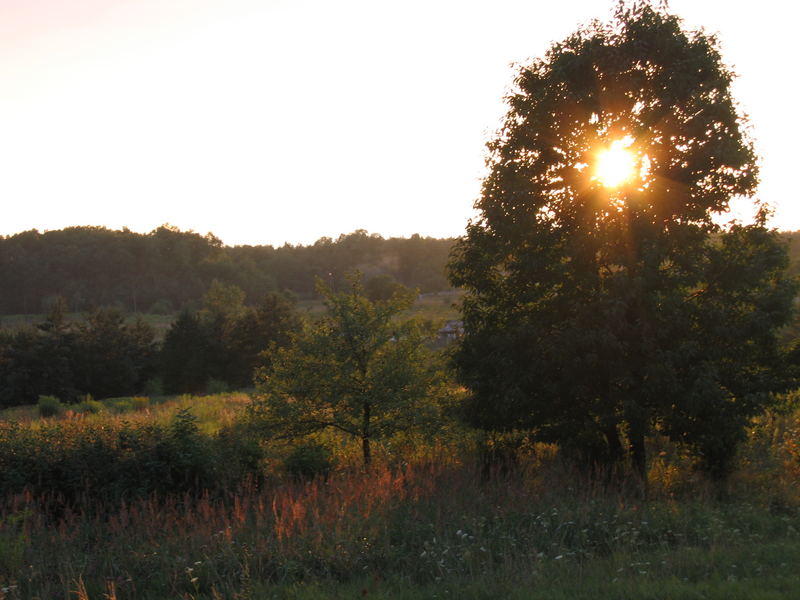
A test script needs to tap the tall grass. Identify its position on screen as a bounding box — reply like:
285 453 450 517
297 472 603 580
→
2 455 799 599
0 394 799 598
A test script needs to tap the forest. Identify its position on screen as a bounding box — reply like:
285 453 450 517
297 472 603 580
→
0 226 454 314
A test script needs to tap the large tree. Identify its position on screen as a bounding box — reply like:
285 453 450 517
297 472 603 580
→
449 2 795 484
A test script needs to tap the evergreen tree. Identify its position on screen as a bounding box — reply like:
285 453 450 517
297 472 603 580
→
223 292 302 387
71 308 156 399
161 310 210 394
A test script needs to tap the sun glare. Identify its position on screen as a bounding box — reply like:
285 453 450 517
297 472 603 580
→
595 138 637 188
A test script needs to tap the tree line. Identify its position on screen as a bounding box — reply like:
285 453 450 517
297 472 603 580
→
0 284 301 407
0 226 454 315
3 223 800 319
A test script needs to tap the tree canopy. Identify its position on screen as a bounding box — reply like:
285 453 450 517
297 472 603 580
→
251 275 450 466
449 1 796 483
0 227 454 315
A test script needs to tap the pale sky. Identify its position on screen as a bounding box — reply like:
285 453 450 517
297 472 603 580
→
1 0 797 246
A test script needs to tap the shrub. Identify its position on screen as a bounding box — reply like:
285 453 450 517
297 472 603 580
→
131 396 150 411
37 395 63 418
0 410 263 503
110 398 133 414
284 442 333 481
76 398 104 414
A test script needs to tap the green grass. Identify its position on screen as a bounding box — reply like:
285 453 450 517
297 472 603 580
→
0 392 249 434
0 292 462 340
253 540 800 599
0 312 176 340
0 394 798 599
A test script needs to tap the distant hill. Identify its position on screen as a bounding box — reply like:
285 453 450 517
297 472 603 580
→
0 226 455 315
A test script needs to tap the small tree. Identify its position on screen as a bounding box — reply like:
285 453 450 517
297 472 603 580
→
252 274 447 467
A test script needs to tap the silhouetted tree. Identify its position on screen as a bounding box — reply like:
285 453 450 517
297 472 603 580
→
161 310 210 394
449 2 795 486
0 326 76 406
0 302 158 405
223 292 302 387
71 308 156 399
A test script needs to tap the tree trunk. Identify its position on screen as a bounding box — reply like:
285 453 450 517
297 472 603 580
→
603 423 624 464
361 401 371 468
629 421 648 499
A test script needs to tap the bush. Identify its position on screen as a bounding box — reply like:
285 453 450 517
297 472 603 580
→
131 396 150 411
109 398 134 414
0 409 265 503
76 398 104 414
284 443 333 481
37 395 63 418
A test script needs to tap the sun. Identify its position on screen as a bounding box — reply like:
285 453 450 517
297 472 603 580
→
594 138 637 188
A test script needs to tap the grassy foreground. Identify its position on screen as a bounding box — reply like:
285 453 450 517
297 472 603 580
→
0 393 799 599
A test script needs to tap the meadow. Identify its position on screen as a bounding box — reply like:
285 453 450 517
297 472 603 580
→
1 392 799 599
0 290 463 343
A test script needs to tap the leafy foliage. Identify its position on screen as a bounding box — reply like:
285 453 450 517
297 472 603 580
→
283 442 334 481
71 308 157 399
252 274 450 466
160 310 212 395
0 226 455 314
0 406 262 503
449 2 796 481
221 292 302 387
0 306 155 406
160 289 302 394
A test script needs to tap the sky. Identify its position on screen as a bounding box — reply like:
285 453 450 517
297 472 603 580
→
1 0 797 247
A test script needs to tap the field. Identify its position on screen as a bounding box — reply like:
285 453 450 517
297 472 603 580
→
1 392 799 599
0 313 176 341
0 291 463 343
